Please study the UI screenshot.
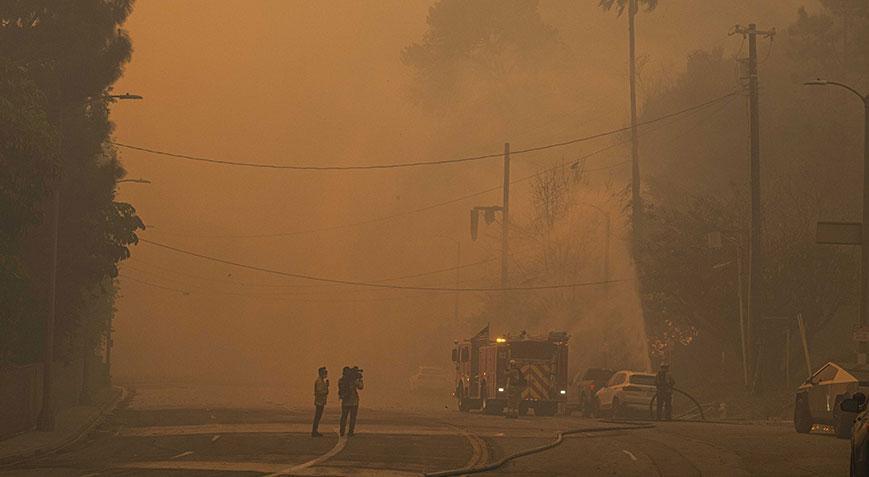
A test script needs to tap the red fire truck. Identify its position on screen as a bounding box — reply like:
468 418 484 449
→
452 329 569 416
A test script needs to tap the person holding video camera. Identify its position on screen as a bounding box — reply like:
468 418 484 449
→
338 366 364 437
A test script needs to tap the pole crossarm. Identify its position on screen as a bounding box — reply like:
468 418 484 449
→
732 24 776 39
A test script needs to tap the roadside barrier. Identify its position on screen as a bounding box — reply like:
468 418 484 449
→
423 421 654 477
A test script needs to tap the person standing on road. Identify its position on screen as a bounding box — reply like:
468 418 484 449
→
339 366 364 437
311 367 329 437
656 363 675 421
505 360 526 419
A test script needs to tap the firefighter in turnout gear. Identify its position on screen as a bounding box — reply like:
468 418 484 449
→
311 367 329 437
656 363 675 421
505 360 527 418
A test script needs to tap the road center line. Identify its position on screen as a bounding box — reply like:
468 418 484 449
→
622 449 638 461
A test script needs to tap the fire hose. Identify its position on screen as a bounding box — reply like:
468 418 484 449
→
648 387 706 421
423 422 654 477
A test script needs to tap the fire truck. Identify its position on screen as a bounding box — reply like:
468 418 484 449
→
451 329 569 416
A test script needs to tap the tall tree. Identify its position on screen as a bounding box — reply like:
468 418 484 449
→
633 0 866 397
598 0 658 240
0 71 58 363
0 1 143 368
402 0 569 127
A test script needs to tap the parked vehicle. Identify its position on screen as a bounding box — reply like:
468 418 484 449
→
564 368 614 416
794 362 869 438
594 370 657 418
841 393 869 477
409 366 451 393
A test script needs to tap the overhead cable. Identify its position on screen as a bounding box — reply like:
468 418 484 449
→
118 273 190 295
147 97 729 240
111 91 739 171
139 238 631 292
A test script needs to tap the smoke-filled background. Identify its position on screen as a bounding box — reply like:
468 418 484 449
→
101 0 865 407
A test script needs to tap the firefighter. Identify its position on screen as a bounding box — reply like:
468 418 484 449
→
505 360 526 419
655 363 675 421
339 366 364 437
311 367 329 437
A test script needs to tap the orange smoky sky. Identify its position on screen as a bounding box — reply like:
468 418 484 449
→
108 0 810 392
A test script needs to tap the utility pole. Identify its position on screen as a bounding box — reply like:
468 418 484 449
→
628 0 641 238
500 143 511 322
707 230 749 388
603 212 611 281
37 187 60 431
735 234 748 388
734 24 775 387
501 143 510 290
468 143 510 312
453 241 461 322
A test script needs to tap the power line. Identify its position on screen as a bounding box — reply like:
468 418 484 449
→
120 267 448 302
120 271 431 303
147 96 729 240
111 142 504 171
118 273 190 295
125 253 498 292
138 238 631 292
111 91 739 172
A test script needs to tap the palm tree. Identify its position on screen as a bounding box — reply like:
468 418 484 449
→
598 0 658 15
599 0 658 239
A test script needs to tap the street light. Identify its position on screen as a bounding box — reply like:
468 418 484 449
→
804 79 869 363
107 93 144 101
37 92 142 431
117 178 151 184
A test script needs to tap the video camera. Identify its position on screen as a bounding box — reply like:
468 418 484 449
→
348 366 364 381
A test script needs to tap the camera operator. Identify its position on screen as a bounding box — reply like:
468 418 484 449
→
338 366 364 437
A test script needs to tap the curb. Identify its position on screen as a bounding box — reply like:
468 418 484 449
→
0 385 128 467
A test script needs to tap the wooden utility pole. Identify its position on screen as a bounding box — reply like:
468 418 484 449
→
37 187 60 431
628 0 641 237
501 142 511 291
453 241 461 322
734 23 775 385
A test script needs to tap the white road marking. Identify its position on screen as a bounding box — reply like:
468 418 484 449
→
622 449 638 461
263 430 348 477
170 450 194 459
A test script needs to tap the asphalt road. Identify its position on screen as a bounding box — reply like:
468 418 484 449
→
0 384 851 476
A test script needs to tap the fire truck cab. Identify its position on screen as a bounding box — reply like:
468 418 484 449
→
452 330 569 416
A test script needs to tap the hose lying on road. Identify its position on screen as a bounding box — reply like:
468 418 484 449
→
423 422 654 477
648 387 706 421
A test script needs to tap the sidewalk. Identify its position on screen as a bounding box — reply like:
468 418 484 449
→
0 385 125 466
